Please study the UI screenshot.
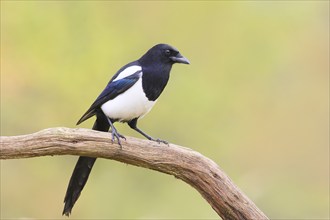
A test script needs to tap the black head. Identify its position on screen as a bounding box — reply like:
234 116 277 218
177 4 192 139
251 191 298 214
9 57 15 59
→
139 44 190 66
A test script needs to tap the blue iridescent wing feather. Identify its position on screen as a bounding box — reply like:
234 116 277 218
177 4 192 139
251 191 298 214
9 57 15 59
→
76 70 142 125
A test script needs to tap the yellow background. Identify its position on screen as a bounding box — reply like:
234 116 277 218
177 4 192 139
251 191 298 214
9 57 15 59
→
1 1 329 219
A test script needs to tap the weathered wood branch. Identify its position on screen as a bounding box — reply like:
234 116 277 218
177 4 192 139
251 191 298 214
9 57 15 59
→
0 127 268 220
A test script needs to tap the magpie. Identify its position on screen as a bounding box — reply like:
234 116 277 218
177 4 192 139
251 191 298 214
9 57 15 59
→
62 44 189 216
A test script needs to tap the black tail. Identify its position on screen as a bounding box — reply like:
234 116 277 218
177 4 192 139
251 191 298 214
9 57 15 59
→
63 112 110 216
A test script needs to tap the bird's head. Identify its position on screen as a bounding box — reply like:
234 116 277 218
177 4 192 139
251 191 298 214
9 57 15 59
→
139 44 190 66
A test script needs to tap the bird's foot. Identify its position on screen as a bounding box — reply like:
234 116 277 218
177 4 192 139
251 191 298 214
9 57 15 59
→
150 138 169 145
110 129 126 148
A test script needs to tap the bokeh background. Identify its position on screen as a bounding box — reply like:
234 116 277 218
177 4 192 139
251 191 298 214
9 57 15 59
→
1 1 329 219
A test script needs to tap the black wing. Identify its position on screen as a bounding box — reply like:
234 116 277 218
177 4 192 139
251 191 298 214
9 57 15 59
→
76 70 142 125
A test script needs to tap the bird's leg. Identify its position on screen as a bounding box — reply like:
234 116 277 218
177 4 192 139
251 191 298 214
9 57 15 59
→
128 119 168 145
106 117 126 147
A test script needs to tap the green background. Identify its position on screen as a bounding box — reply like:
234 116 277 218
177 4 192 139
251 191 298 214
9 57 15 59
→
1 1 329 219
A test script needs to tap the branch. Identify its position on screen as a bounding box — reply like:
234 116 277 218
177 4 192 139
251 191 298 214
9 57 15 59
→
0 127 268 220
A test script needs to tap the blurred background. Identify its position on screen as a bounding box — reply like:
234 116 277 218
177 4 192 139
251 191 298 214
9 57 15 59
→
1 1 329 219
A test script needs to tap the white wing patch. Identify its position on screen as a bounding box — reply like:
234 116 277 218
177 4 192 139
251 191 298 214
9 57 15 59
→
113 65 142 82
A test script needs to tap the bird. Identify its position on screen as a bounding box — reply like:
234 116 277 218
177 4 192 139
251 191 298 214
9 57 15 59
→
62 43 190 216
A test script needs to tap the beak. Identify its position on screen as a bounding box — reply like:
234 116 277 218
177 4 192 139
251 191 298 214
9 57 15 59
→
170 53 190 64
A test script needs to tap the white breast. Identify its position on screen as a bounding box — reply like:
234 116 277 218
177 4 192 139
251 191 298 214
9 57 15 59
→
101 77 155 122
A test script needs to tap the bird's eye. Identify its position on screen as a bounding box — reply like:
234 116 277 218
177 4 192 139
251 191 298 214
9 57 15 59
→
165 49 171 56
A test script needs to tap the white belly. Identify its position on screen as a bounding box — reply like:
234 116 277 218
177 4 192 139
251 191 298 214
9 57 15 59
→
101 78 155 122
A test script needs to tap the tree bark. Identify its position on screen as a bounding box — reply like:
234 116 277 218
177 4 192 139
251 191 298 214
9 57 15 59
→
0 127 268 220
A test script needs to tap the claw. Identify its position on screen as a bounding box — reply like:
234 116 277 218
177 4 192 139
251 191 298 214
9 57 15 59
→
110 129 125 148
118 133 126 140
153 138 169 145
